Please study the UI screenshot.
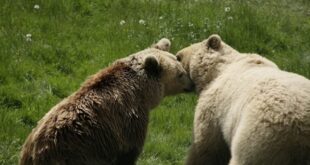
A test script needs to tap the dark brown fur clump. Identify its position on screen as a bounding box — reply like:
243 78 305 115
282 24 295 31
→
20 62 162 165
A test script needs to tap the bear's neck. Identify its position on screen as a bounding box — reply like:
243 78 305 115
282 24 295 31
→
75 62 163 112
194 53 278 94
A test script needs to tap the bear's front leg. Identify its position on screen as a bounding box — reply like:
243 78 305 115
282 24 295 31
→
186 106 230 165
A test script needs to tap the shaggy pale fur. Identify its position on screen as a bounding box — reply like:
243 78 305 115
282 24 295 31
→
20 39 194 165
177 34 310 165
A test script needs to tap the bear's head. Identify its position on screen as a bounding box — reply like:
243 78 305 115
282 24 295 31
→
176 34 239 92
119 38 194 96
144 50 194 95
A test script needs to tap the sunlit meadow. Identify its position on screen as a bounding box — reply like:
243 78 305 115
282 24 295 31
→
0 0 309 164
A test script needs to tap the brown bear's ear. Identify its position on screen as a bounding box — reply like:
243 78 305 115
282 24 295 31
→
206 34 222 51
143 55 162 77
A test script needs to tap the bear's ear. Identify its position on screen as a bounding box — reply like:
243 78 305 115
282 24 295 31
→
152 38 171 52
206 34 222 51
143 55 162 77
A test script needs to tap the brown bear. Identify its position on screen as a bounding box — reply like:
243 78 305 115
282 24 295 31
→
20 39 194 165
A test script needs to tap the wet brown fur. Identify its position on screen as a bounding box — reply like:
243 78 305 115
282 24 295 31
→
20 62 163 165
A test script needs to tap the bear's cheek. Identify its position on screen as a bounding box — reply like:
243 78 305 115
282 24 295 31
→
160 76 184 96
164 84 180 96
189 56 201 78
182 60 190 74
178 54 193 75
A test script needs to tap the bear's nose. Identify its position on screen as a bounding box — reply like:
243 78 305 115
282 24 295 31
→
183 80 195 92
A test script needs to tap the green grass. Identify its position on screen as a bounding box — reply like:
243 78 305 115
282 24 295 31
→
0 0 309 164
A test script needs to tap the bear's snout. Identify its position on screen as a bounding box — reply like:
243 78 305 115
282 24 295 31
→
183 78 195 93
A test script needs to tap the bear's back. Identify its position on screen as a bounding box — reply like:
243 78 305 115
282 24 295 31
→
20 62 153 165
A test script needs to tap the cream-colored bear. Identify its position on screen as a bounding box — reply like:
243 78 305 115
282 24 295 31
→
176 34 310 165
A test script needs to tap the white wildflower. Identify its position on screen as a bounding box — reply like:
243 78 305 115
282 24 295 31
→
34 4 40 10
228 16 233 20
119 20 126 26
189 32 195 38
26 33 32 42
225 7 231 12
139 19 146 25
217 21 222 27
304 55 310 62
43 44 52 49
188 22 194 27
159 16 164 20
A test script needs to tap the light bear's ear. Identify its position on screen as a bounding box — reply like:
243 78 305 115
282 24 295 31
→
206 34 222 51
143 55 162 77
153 38 171 51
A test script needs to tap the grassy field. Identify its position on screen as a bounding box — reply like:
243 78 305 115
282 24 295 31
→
0 0 309 164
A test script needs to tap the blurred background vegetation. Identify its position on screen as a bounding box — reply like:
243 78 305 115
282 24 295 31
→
0 0 309 164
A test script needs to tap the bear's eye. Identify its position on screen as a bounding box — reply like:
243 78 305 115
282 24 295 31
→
177 56 182 61
178 73 183 78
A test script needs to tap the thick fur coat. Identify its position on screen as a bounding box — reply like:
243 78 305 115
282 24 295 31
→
176 34 310 165
20 42 193 165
